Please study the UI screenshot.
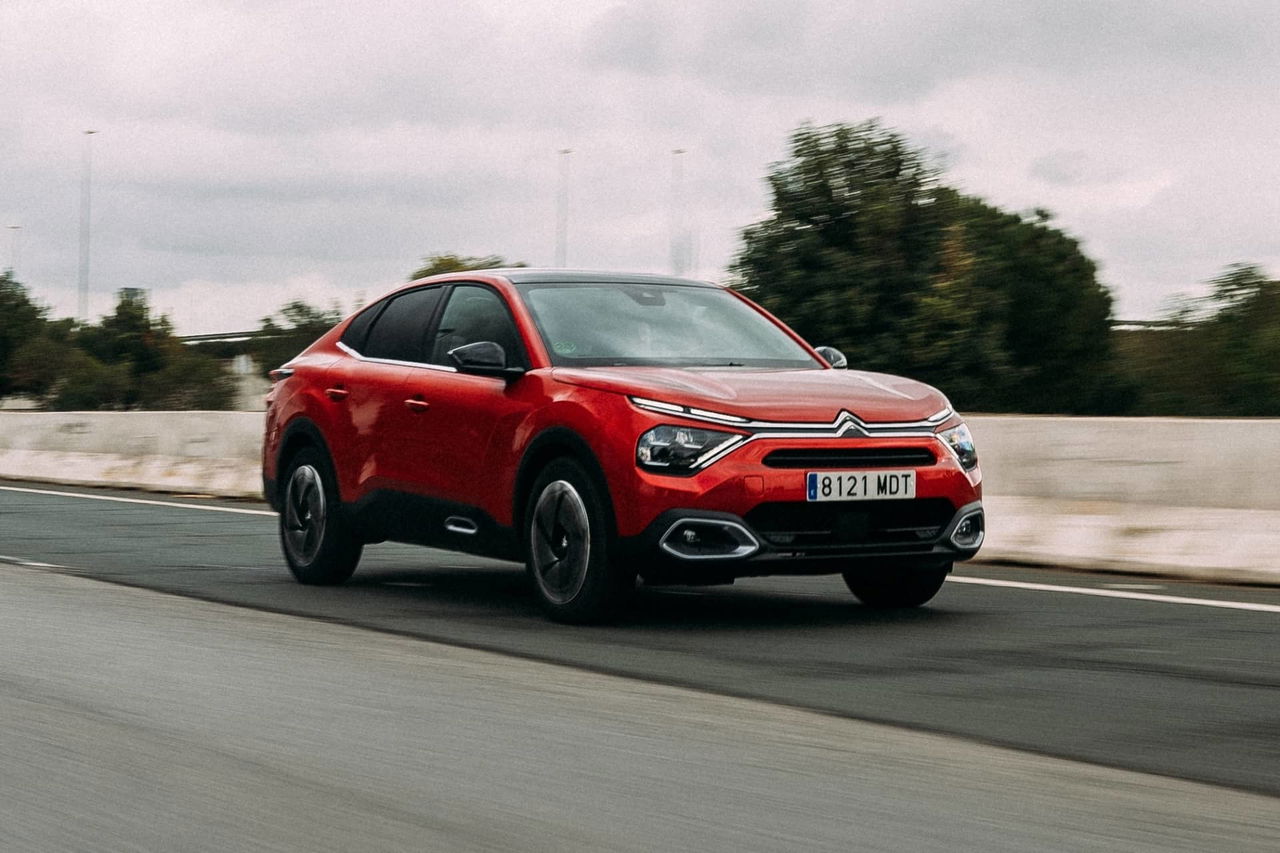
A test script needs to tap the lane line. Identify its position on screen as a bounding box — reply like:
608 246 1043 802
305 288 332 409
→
3 484 1277 613
0 555 72 570
948 576 1280 614
0 485 275 517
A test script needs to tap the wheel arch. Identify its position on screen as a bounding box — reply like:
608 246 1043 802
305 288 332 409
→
272 417 337 510
513 427 616 545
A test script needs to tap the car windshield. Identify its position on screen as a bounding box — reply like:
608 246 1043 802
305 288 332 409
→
519 283 821 368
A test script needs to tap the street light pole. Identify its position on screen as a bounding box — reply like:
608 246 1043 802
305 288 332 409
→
670 148 688 275
5 225 19 276
555 148 572 268
78 129 97 322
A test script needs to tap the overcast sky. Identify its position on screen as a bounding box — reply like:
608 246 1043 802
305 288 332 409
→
3 0 1278 334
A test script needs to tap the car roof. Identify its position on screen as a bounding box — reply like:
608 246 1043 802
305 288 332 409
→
489 269 721 288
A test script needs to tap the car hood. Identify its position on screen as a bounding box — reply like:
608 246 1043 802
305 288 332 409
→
550 367 950 424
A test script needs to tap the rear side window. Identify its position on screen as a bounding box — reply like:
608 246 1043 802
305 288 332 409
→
339 302 384 352
361 287 444 362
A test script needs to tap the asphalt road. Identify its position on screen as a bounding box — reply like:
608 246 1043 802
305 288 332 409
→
3 563 1278 852
1 481 1277 806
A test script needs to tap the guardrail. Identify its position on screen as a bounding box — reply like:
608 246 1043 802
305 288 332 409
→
1 411 1276 584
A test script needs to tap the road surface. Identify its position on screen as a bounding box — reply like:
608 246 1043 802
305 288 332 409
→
0 481 1277 849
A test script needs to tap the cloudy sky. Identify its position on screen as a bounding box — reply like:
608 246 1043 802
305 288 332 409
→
3 0 1278 334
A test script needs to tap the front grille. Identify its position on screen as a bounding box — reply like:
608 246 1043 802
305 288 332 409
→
762 447 936 469
744 499 954 551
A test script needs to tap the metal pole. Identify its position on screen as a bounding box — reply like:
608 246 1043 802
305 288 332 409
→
555 148 572 267
78 130 97 322
670 149 687 275
5 225 19 276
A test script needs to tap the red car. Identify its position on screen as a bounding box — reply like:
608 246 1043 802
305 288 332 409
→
263 270 983 621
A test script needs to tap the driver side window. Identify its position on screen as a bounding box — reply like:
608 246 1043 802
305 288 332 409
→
429 285 523 366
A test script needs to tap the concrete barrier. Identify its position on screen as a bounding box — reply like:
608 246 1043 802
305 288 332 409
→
969 416 1280 584
0 412 263 498
1 411 1277 584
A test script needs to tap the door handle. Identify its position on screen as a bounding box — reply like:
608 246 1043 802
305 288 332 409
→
324 387 350 401
404 397 430 412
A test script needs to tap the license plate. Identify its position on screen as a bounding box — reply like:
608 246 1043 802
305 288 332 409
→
806 470 916 502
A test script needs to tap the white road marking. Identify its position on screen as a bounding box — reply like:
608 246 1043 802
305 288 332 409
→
0 555 71 569
2 484 1277 613
0 485 275 517
948 575 1280 614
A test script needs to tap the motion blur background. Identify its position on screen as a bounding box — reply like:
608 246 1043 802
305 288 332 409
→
2 0 1278 416
2 6 1279 850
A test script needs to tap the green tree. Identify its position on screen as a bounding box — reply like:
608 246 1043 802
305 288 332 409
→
0 272 48 397
732 122 947 373
74 294 170 405
46 349 130 411
901 225 1018 406
1103 264 1279 416
135 343 238 410
946 193 1117 412
8 322 79 400
251 300 345 375
409 253 525 280
732 121 1119 413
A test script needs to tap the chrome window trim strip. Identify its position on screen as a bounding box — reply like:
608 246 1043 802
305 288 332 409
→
337 340 459 373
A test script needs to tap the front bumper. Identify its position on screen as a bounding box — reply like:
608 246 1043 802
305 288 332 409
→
619 500 984 583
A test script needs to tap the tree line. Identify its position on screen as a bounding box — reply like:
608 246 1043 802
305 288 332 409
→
732 121 1278 416
0 275 237 410
1 125 1275 414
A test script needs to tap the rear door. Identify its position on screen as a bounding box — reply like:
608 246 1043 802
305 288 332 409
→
324 286 445 501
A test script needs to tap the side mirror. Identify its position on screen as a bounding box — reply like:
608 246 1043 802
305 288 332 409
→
815 346 848 369
447 341 525 380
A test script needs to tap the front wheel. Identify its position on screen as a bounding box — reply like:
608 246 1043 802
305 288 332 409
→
843 564 950 608
279 447 362 585
524 458 633 623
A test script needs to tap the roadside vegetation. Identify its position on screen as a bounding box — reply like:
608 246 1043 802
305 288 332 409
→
1 126 1275 413
0 275 236 410
732 120 1278 415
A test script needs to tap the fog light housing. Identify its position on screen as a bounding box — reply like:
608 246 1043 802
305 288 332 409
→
950 511 985 549
659 519 760 560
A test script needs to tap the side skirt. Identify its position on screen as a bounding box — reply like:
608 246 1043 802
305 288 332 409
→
344 489 521 562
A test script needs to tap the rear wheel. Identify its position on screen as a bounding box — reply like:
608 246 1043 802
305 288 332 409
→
524 458 633 623
843 564 950 608
279 447 362 585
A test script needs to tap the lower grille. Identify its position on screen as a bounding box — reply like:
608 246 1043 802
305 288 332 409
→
762 447 936 469
744 499 954 551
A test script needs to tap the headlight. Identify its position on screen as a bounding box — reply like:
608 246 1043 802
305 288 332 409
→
937 423 978 471
637 425 742 473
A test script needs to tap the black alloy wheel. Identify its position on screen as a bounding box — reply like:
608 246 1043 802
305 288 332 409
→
525 457 633 622
279 447 362 585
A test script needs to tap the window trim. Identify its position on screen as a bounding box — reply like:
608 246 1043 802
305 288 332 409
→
425 282 530 370
336 340 459 373
339 281 529 374
353 284 449 365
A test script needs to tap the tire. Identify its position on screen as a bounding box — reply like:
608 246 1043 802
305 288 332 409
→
278 447 362 585
842 563 951 609
523 457 634 623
